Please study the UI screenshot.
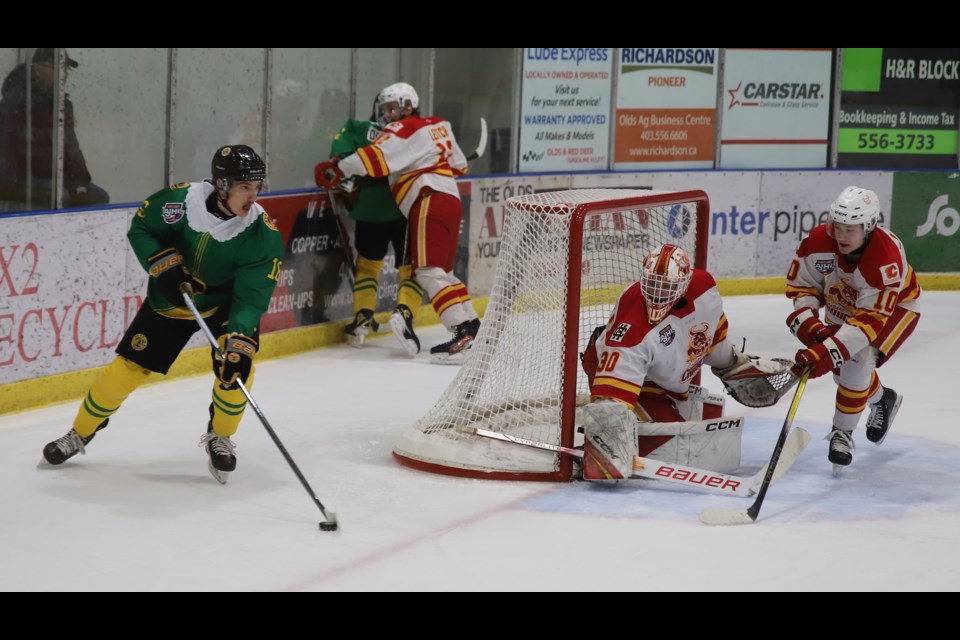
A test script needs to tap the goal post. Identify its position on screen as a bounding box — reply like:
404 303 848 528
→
393 188 710 481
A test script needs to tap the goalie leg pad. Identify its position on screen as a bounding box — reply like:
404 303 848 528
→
580 400 638 481
711 346 798 408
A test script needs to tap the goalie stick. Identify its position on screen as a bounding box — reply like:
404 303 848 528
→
465 117 488 162
457 425 811 498
699 364 813 526
182 289 339 532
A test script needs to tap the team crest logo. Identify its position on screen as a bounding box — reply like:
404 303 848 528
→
658 324 675 346
881 262 901 285
815 259 834 275
131 334 148 351
161 203 184 224
262 212 278 231
610 322 631 343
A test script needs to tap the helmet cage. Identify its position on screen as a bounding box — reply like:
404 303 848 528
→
640 244 693 324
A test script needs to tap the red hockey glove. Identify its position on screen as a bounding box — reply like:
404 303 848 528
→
786 307 839 347
793 337 850 379
314 160 345 190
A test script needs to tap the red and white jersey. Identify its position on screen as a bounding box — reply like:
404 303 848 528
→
786 224 921 356
589 270 732 404
338 116 468 216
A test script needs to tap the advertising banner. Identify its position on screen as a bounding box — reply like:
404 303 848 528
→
890 173 960 271
576 171 891 279
719 48 832 169
519 48 613 173
468 174 573 296
838 48 960 168
614 48 718 170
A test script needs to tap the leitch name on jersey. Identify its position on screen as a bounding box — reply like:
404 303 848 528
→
339 116 468 215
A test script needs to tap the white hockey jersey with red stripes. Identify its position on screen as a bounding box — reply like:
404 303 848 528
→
786 224 921 357
588 270 732 404
338 115 468 216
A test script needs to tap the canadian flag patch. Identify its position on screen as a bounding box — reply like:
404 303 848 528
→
880 262 901 285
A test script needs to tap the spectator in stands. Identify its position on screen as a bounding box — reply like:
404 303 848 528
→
0 48 109 210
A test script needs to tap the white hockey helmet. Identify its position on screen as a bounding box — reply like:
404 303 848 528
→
376 82 419 126
640 243 693 324
830 186 880 233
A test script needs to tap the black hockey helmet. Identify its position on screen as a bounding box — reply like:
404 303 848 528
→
211 145 266 186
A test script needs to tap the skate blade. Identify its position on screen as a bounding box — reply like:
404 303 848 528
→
208 461 230 485
345 332 367 348
832 463 845 478
389 314 419 356
430 351 467 365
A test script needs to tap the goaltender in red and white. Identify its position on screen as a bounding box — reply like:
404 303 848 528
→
314 82 481 363
579 243 793 482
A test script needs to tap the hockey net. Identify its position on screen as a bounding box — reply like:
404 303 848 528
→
393 188 710 481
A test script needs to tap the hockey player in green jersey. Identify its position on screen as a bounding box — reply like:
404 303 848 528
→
329 99 423 355
41 145 284 483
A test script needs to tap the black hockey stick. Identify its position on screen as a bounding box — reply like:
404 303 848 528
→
325 189 356 278
182 289 339 532
466 117 488 162
699 364 813 525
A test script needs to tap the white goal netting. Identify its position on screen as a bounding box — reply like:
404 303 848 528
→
393 188 709 480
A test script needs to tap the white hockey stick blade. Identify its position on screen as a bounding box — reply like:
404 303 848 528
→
466 117 488 161
698 427 811 525
459 425 788 498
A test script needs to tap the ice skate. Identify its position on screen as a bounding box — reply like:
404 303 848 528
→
389 304 420 356
41 419 109 466
865 386 902 445
429 321 474 365
828 426 854 477
199 427 237 485
344 309 378 348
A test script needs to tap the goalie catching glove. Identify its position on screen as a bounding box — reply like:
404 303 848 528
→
786 307 839 347
711 345 798 408
216 333 257 389
314 159 345 191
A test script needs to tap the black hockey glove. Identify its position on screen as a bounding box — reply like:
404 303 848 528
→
148 248 199 306
218 333 257 389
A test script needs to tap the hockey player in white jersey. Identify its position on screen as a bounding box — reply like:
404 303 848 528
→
787 186 921 469
579 243 791 481
315 82 480 363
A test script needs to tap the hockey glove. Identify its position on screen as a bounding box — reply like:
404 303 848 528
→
786 307 838 347
218 333 257 389
148 248 199 306
314 160 345 190
793 337 850 379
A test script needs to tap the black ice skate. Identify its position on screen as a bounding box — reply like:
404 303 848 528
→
828 426 854 477
429 321 474 365
41 419 109 466
389 304 420 356
199 426 237 485
344 308 378 348
865 386 902 445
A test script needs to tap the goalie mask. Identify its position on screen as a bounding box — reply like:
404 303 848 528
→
376 82 419 126
640 243 692 324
